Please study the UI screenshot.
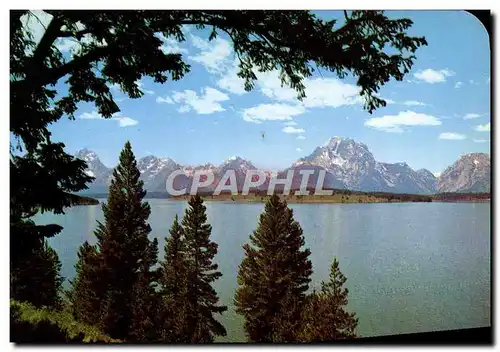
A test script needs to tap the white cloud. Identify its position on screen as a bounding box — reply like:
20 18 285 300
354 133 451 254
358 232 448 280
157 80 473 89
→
439 132 466 140
156 96 174 104
188 35 233 73
160 87 229 114
216 59 247 95
463 113 483 120
403 100 426 106
78 111 138 127
178 105 191 113
20 10 52 49
297 135 306 140
55 33 104 56
433 172 441 178
115 116 138 127
475 122 490 132
136 80 154 95
108 83 121 91
284 121 298 126
20 11 102 56
242 104 306 124
364 110 442 133
79 111 101 119
215 56 361 110
473 139 490 143
255 72 360 109
282 126 306 134
157 33 188 55
302 78 361 108
296 148 302 152
413 68 455 84
454 81 463 88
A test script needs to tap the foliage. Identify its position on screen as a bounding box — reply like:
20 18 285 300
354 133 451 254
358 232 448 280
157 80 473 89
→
10 300 119 343
181 195 227 342
298 258 358 341
67 194 100 205
10 144 91 308
68 142 159 341
158 215 190 342
432 192 491 201
234 194 313 342
10 226 64 309
67 241 103 326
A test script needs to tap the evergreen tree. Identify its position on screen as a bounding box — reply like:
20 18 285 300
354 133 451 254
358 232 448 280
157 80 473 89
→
234 194 313 342
10 146 91 308
130 238 161 342
69 141 159 341
271 288 304 343
158 215 190 342
299 257 358 341
67 241 103 325
182 196 227 342
11 235 63 308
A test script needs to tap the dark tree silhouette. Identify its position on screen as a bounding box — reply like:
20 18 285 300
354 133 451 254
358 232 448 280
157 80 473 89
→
158 215 190 342
10 236 63 308
67 241 103 326
182 196 227 342
69 141 159 341
10 145 91 308
299 257 358 341
235 194 313 342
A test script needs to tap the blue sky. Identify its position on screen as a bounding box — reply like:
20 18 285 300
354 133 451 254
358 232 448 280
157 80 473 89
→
24 10 490 175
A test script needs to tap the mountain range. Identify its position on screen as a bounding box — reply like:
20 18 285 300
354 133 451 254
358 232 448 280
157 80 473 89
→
76 137 490 195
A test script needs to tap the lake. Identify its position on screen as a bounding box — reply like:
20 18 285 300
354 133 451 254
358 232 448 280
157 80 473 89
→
34 200 491 342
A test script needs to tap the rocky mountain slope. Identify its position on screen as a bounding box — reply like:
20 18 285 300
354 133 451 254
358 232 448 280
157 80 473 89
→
292 137 439 194
436 153 490 193
74 138 490 195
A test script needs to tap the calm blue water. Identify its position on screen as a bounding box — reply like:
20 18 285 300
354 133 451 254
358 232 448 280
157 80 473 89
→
35 200 491 341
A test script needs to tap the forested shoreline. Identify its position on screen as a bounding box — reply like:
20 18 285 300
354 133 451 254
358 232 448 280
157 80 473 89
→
81 190 491 204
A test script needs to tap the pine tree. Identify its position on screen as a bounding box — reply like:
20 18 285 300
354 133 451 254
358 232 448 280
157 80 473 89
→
182 196 227 342
69 141 159 341
11 235 63 308
130 238 161 342
68 241 103 325
234 194 313 342
298 257 358 341
158 215 190 342
10 147 91 308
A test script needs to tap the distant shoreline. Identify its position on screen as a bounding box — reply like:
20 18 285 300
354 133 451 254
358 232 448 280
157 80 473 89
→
169 193 428 204
67 194 100 206
80 191 490 205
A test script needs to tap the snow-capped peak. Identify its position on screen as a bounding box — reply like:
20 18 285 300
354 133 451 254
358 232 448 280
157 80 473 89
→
220 156 255 171
138 155 178 176
76 148 98 163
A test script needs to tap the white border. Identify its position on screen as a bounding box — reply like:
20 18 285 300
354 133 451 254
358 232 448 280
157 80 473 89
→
3 2 496 352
